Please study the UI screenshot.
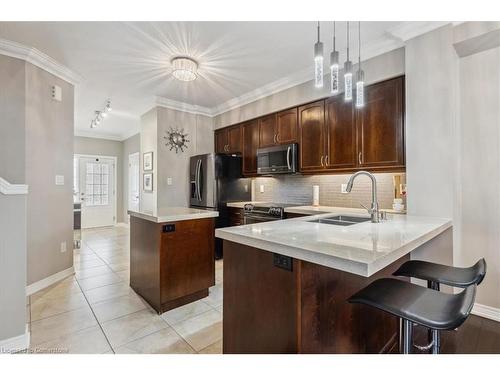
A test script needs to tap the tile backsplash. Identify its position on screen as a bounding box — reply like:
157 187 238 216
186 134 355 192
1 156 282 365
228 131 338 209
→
252 173 406 209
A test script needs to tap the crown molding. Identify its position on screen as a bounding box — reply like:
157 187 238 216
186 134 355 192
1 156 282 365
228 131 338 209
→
387 21 451 42
0 177 28 195
0 38 83 85
155 96 213 117
75 129 126 142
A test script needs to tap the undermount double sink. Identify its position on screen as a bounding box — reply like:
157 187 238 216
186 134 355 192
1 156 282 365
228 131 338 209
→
307 215 371 226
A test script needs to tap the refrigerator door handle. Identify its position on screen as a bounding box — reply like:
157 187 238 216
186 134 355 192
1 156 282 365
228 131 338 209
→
196 159 202 201
194 159 200 201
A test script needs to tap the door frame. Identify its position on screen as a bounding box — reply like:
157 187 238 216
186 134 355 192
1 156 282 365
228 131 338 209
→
128 152 140 214
74 153 118 226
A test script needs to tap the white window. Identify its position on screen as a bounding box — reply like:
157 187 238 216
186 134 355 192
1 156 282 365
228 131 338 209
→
85 162 110 206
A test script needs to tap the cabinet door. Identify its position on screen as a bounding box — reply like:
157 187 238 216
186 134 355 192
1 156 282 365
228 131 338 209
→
242 120 259 175
258 114 277 148
215 129 228 153
227 125 242 153
298 101 326 172
276 108 298 144
357 77 404 169
325 96 356 169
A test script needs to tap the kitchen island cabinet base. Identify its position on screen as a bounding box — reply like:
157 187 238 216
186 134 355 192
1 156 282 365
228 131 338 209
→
222 240 409 354
130 215 215 314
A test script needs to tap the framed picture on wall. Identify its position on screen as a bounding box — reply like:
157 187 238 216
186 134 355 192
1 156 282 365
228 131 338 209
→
143 152 153 171
143 173 153 192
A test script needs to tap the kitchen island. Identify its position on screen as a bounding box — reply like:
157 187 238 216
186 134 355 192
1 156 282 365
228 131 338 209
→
129 208 218 314
215 211 452 353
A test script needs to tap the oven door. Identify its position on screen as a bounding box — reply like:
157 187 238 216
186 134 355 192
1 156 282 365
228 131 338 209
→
257 144 297 175
243 214 282 225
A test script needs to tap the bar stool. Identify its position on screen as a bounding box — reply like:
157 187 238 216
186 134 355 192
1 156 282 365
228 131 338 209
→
393 258 486 352
348 278 477 354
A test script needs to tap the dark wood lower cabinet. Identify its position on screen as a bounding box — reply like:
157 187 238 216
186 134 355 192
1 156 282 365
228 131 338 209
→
228 207 244 226
223 240 409 354
130 216 215 314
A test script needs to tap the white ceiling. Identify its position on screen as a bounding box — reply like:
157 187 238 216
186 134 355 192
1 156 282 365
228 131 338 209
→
0 21 447 140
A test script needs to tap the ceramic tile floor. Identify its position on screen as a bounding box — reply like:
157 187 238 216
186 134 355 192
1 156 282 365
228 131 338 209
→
26 226 223 354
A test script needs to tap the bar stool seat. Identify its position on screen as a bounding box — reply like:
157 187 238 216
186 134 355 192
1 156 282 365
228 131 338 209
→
349 278 476 330
393 259 486 288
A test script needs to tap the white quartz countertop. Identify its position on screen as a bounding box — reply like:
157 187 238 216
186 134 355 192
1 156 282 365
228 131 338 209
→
215 211 451 277
128 207 218 223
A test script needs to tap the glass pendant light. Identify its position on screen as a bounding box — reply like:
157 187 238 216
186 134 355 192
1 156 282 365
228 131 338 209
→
314 21 324 88
356 21 365 108
344 21 353 102
330 21 339 94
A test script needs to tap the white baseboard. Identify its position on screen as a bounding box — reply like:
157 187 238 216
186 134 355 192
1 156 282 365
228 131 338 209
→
472 303 500 322
115 222 129 228
26 266 75 296
0 324 30 353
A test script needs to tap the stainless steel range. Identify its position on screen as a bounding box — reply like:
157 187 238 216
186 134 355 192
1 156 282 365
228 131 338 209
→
243 203 295 224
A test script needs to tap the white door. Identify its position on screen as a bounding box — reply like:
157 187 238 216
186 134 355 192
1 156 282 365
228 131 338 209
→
78 156 116 228
128 152 140 213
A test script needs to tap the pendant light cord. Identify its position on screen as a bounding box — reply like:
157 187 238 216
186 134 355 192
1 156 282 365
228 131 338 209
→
358 21 361 69
346 21 350 61
333 21 336 51
317 21 320 43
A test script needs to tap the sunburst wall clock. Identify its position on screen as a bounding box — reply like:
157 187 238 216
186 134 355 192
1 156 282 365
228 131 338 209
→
164 127 189 153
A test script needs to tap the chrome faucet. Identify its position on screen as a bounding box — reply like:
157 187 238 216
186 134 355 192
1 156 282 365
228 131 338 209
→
346 171 380 223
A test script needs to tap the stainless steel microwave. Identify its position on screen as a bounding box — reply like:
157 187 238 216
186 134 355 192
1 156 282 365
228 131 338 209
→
257 143 298 175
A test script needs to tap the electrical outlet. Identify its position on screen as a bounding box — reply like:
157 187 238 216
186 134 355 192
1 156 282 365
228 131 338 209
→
341 184 348 194
260 184 265 193
244 184 248 192
51 85 62 101
60 241 67 253
167 177 173 186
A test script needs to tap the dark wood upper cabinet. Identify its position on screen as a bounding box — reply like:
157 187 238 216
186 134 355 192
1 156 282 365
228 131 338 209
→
276 108 298 144
325 96 356 170
298 101 326 172
242 120 259 175
215 128 228 153
356 76 404 169
215 125 242 154
227 125 242 153
258 114 277 148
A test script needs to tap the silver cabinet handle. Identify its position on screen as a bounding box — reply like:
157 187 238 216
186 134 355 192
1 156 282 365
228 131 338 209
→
320 155 324 167
273 134 277 144
325 155 328 166
358 152 362 165
286 146 291 170
276 133 280 143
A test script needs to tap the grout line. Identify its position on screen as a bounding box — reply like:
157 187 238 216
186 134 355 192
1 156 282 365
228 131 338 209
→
75 269 116 354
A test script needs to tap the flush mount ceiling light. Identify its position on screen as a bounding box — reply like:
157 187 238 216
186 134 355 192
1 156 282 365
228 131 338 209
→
171 57 198 82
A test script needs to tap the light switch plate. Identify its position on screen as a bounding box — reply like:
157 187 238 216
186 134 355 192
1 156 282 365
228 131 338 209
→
341 183 348 194
55 175 65 185
167 177 173 186
260 184 265 193
51 85 62 101
60 241 67 253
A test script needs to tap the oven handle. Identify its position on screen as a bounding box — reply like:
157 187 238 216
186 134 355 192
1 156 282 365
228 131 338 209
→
286 146 291 170
244 214 283 224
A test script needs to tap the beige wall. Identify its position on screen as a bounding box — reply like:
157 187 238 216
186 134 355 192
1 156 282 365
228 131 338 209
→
122 133 140 222
458 45 500 309
139 108 158 216
0 55 26 183
406 22 500 311
0 55 27 343
25 63 74 285
214 48 405 129
156 107 214 211
74 136 125 222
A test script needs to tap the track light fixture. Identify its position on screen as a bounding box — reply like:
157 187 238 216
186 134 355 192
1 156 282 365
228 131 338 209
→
90 99 112 129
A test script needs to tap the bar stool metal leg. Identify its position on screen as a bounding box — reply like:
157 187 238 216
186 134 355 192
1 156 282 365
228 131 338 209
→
402 319 413 354
427 280 440 352
432 330 441 354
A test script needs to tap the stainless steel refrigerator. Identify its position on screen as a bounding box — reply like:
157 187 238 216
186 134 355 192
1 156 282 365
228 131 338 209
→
189 153 251 258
